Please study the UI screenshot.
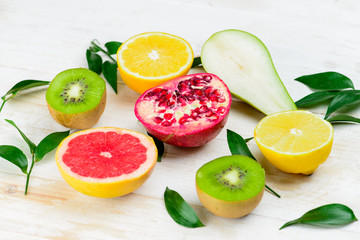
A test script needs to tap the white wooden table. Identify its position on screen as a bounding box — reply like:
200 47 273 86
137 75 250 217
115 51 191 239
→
1 0 359 239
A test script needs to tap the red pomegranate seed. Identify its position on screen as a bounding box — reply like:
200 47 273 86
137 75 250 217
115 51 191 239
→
153 117 163 124
151 88 161 95
191 111 199 119
177 97 187 106
165 93 172 100
161 121 172 127
164 113 173 120
199 105 209 113
184 80 192 86
204 75 212 82
158 100 168 107
217 106 226 114
209 114 219 121
168 101 176 108
210 95 217 101
194 89 203 96
199 95 207 103
158 109 166 113
178 82 187 92
186 95 195 101
205 111 215 117
160 89 168 96
144 91 155 99
203 87 213 97
217 95 226 103
179 116 188 125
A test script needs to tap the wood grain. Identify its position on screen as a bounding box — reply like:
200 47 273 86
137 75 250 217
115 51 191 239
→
0 0 359 239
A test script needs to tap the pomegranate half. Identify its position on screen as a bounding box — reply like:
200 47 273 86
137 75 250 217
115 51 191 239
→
134 73 231 147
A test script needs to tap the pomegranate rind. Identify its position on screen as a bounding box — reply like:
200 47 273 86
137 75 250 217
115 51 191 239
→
134 73 231 147
55 127 157 198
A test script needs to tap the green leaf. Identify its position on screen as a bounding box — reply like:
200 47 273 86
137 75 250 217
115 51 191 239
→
0 145 28 174
102 60 118 94
226 129 281 198
0 80 50 113
105 41 122 55
147 132 164 162
191 57 202 68
86 49 102 74
325 90 360 119
5 119 36 154
280 203 357 229
164 187 205 228
326 114 360 124
227 129 255 160
35 130 70 162
1 80 50 100
295 91 339 108
295 72 355 90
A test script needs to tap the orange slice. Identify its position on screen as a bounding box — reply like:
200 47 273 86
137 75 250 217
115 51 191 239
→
254 110 333 175
56 127 157 198
117 32 194 93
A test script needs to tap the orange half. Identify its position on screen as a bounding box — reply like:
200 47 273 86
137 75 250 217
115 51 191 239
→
117 32 194 93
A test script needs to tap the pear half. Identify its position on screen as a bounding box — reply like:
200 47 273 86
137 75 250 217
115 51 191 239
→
201 29 297 115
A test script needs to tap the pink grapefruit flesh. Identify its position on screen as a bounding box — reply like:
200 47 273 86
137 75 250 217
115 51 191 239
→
56 127 157 198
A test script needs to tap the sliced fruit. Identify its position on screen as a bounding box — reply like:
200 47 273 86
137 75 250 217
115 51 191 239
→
116 32 194 93
46 68 106 129
196 155 265 218
254 110 334 175
201 29 297 115
134 73 231 147
56 127 157 198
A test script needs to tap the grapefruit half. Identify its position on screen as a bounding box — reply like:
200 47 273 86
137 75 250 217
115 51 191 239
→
56 127 158 198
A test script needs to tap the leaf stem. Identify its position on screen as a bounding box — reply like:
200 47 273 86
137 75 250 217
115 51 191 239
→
25 154 35 195
91 41 116 62
265 184 281 198
0 97 12 113
0 99 7 112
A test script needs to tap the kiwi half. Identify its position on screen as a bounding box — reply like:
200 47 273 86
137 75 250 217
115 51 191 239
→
196 155 265 218
46 68 106 129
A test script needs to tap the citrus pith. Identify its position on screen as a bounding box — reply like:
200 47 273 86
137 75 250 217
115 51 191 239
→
56 127 157 198
116 32 194 93
254 110 333 175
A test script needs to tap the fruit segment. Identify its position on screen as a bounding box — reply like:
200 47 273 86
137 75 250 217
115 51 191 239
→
63 131 148 178
117 32 194 93
201 29 297 115
56 127 158 198
196 155 265 218
254 110 334 174
46 68 106 129
134 73 231 147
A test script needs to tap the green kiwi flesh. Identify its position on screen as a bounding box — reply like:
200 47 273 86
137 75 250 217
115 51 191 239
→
196 155 265 201
46 68 106 114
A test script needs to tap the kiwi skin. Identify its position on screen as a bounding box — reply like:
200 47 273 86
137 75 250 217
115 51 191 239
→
196 183 264 218
47 90 106 129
